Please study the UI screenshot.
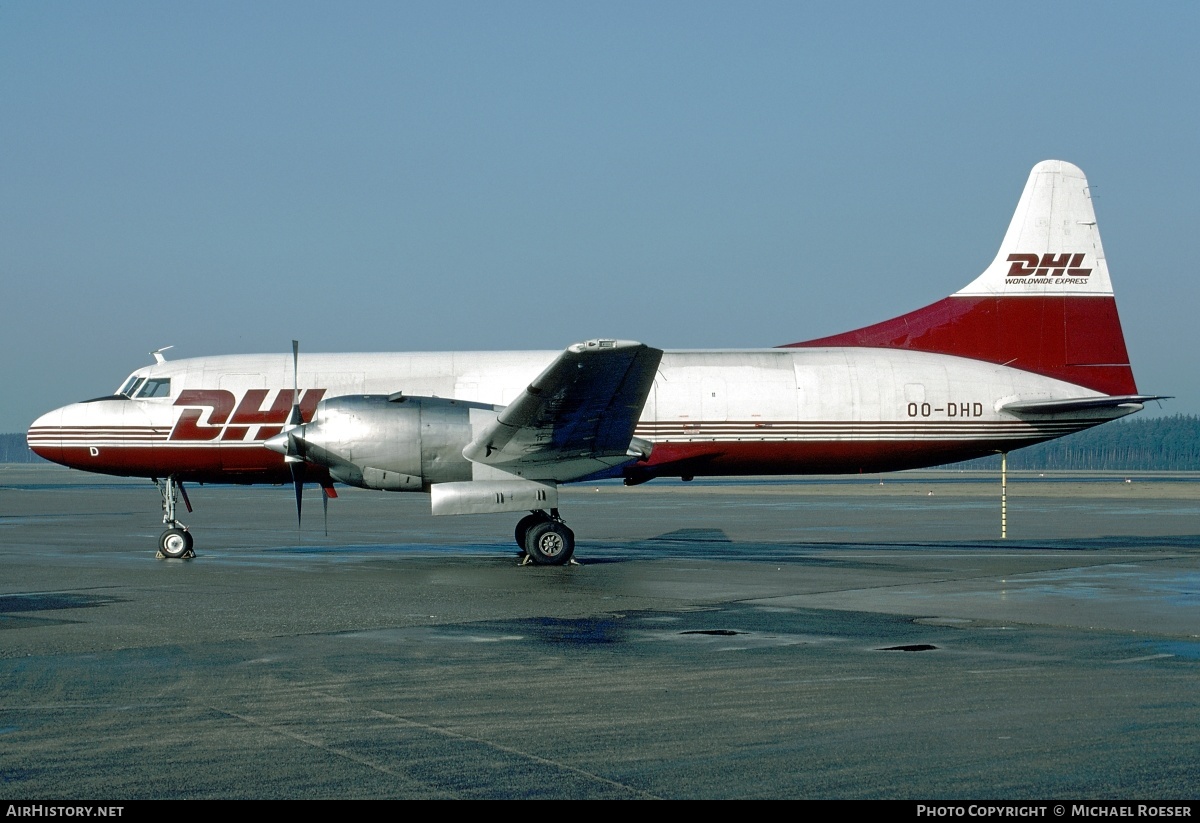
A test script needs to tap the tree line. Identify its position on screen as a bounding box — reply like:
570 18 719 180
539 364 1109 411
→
4 414 1199 470
953 414 1200 471
1 433 41 463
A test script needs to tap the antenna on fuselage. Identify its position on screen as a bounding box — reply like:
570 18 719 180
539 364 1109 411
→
150 346 174 364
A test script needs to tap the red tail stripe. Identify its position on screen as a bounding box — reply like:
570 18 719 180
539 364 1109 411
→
783 295 1136 396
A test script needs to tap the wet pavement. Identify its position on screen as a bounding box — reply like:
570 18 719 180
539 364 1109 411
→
1 465 1197 798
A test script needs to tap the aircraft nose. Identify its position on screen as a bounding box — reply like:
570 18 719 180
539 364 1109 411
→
27 406 66 464
28 397 166 476
26 399 156 470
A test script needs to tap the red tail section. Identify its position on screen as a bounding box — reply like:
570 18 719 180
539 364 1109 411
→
783 161 1137 397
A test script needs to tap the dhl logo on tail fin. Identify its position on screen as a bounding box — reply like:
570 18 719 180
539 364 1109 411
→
1006 253 1092 280
785 160 1137 396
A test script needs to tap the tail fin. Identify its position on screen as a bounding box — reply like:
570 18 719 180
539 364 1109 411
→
784 160 1137 396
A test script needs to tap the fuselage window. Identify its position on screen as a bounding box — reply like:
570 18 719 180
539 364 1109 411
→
137 378 172 398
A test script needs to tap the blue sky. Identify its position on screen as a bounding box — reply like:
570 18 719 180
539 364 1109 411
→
3 1 1196 432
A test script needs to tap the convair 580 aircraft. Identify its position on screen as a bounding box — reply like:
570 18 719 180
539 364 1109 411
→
28 161 1163 564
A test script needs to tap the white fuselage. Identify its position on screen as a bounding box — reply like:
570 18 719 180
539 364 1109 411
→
29 346 1121 484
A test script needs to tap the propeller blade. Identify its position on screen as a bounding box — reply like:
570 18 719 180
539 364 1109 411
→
289 459 305 526
287 429 307 461
321 485 329 537
288 339 302 426
286 340 304 528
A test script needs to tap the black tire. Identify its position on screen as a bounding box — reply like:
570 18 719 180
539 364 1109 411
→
158 528 193 559
514 512 550 551
523 520 574 565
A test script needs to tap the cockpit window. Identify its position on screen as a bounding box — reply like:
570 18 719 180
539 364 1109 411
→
136 378 172 398
118 376 146 397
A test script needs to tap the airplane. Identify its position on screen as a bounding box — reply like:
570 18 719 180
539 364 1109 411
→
27 160 1165 565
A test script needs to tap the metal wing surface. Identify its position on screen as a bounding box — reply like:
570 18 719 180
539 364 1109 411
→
462 339 663 482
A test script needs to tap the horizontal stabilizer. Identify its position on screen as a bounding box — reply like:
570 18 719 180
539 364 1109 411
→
463 339 663 482
1002 395 1170 415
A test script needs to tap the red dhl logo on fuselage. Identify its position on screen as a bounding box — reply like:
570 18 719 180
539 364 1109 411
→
1006 253 1091 278
169 389 326 442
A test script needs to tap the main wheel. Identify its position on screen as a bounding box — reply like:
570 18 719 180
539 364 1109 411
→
158 528 193 559
514 512 550 551
523 520 575 566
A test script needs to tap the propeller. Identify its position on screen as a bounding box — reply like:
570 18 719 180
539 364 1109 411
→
264 340 333 535
283 340 307 527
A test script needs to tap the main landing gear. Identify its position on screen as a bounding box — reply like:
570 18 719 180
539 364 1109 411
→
155 476 195 559
514 509 575 566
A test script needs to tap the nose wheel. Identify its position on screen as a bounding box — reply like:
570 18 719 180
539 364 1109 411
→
156 477 196 559
158 527 194 559
515 509 575 565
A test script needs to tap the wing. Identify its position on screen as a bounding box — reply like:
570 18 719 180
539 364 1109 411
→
462 339 663 482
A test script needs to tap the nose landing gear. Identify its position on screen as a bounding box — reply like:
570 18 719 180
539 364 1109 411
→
156 477 195 559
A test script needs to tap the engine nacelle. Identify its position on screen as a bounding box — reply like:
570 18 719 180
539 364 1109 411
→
292 395 497 491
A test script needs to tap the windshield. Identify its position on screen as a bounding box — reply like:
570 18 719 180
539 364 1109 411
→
117 375 146 397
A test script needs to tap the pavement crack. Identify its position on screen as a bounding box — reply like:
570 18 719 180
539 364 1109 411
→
359 704 661 799
206 704 457 798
